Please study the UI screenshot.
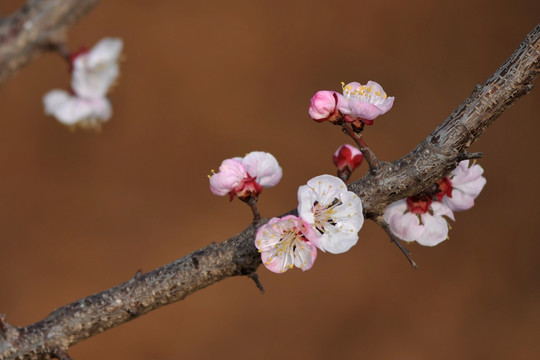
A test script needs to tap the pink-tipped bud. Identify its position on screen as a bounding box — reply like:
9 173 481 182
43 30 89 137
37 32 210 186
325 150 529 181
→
333 144 363 181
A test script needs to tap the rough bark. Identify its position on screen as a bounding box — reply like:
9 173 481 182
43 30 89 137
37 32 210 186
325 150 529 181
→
0 18 538 360
0 0 100 85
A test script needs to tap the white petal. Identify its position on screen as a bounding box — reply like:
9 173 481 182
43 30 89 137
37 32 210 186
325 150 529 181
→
304 174 348 206
389 211 424 242
416 213 449 246
297 184 317 224
44 91 110 125
382 200 408 223
72 38 123 98
316 223 359 254
450 161 486 198
333 190 364 230
86 38 123 68
242 151 282 187
442 190 474 212
431 201 455 221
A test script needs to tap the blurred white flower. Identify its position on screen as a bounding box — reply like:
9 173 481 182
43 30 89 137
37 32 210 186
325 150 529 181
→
43 37 123 129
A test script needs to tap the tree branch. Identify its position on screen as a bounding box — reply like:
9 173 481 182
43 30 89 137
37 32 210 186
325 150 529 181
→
0 0 100 85
1 22 538 360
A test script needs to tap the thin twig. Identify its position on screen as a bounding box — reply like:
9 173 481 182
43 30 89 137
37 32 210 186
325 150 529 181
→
375 216 418 269
248 272 265 294
341 124 382 173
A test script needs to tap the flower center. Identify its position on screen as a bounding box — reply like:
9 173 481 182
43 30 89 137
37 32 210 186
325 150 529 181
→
265 226 309 269
312 198 341 234
341 82 387 104
406 193 432 214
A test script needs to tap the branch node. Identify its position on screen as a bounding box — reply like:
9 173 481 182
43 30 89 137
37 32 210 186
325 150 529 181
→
52 347 73 360
134 269 143 280
247 272 265 294
0 314 8 339
457 151 483 161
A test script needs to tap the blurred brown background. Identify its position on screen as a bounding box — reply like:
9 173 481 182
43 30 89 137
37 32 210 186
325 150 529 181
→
0 1 539 359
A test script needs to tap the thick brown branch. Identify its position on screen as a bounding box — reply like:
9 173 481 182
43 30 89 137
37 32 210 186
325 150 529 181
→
0 23 538 360
0 0 100 85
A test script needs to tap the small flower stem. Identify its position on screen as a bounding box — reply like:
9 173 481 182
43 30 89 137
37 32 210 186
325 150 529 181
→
341 124 382 173
246 197 261 222
337 169 352 183
42 41 71 62
375 216 418 269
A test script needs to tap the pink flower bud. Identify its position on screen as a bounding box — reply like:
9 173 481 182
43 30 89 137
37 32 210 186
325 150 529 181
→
308 91 350 122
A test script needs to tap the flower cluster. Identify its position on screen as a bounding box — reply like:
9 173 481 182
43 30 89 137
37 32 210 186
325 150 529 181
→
383 160 486 246
209 151 282 201
256 174 364 273
309 81 394 125
43 37 123 129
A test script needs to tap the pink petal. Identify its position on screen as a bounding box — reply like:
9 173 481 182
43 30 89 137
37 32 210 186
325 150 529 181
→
348 100 384 120
308 90 336 120
334 92 352 115
384 200 424 242
431 201 455 221
442 190 475 212
209 159 246 196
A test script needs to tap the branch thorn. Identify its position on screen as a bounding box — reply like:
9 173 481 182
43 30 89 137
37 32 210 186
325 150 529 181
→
247 272 265 294
457 151 483 161
52 347 73 360
0 314 8 339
